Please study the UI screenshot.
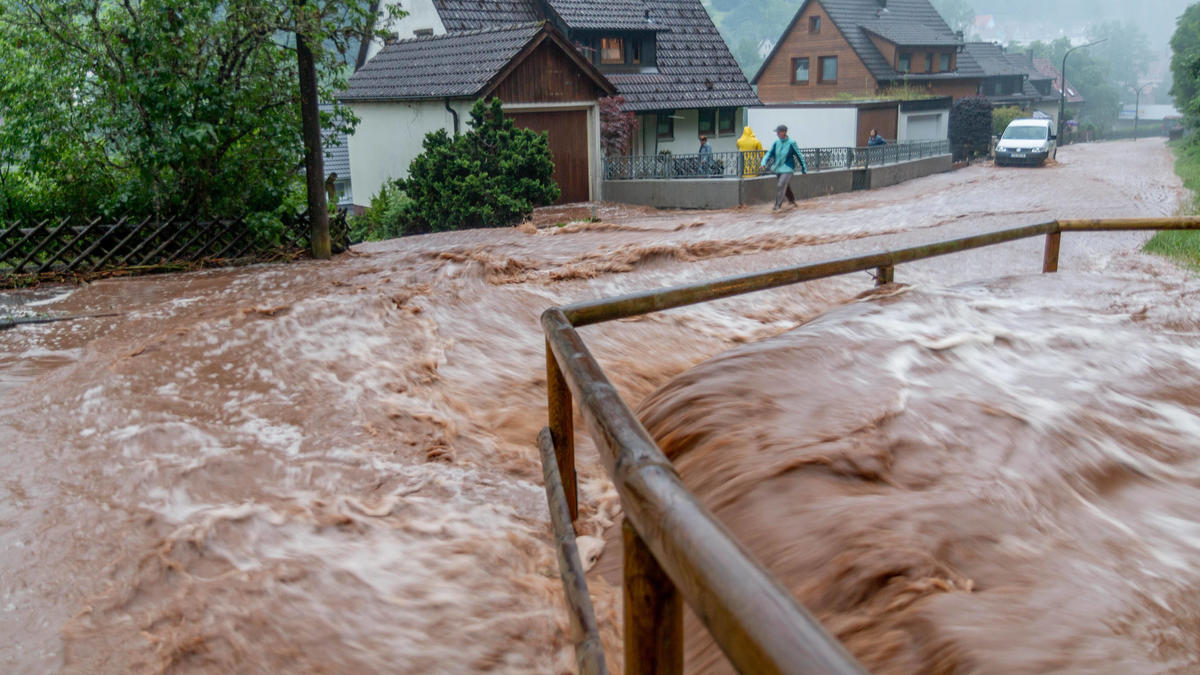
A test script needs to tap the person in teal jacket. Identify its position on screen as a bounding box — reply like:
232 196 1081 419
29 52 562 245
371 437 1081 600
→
761 124 807 210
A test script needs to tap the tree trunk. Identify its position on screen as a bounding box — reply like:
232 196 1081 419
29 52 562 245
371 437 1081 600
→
355 1 382 72
296 6 330 260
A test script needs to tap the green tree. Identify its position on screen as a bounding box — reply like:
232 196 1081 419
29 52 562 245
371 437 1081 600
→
1011 35 1124 132
1171 3 1200 130
0 0 379 222
399 99 559 233
1088 20 1153 94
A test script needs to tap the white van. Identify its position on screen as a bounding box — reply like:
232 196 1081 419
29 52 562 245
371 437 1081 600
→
994 118 1056 167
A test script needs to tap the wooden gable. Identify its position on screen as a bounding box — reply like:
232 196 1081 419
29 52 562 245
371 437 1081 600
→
489 41 608 103
755 0 878 103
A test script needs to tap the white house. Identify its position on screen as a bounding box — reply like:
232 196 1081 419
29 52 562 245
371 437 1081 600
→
340 23 615 208
360 0 760 156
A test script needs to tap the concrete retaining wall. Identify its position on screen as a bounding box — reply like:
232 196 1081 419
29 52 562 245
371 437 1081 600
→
867 155 953 190
602 177 743 210
603 153 952 209
739 171 854 205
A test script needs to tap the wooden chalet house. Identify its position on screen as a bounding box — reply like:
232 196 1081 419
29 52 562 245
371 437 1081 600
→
368 0 760 159
753 0 984 103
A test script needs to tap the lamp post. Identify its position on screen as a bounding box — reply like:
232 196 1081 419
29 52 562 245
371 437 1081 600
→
1057 38 1107 157
1134 82 1155 141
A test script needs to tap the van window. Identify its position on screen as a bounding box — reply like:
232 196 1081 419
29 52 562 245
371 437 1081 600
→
1002 125 1047 140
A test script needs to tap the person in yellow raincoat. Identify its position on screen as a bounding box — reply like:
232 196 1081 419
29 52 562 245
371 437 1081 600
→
736 126 763 176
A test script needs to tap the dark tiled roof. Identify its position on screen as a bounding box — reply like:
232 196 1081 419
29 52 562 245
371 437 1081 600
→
859 20 960 47
433 0 540 30
545 0 659 31
424 0 757 111
625 0 759 111
962 42 1027 77
341 24 543 101
756 0 972 84
326 135 351 177
1033 57 1084 104
319 103 351 177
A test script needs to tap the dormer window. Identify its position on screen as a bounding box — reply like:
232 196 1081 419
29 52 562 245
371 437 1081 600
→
898 53 911 73
601 37 625 64
588 33 657 71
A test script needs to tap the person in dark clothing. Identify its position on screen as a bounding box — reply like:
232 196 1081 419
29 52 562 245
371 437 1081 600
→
698 135 713 174
867 129 887 146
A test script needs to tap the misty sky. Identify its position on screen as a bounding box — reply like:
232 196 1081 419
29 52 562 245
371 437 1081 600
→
968 0 1192 53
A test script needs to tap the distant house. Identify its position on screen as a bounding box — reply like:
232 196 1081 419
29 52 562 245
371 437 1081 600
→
368 0 760 157
961 43 1054 113
340 23 615 208
319 104 354 208
1031 57 1084 127
753 0 982 103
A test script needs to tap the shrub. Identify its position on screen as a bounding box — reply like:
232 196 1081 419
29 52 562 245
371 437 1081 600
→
950 96 994 160
398 98 559 233
992 106 1026 136
348 182 411 242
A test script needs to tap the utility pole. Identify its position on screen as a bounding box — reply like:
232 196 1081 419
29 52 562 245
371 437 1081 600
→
296 0 331 259
1057 38 1106 158
1134 82 1155 141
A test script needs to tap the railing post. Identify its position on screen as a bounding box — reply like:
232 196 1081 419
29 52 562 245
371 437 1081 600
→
624 519 683 675
876 265 894 286
547 341 578 522
1042 229 1062 273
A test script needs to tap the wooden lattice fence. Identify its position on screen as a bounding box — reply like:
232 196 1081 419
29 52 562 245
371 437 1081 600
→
0 211 348 285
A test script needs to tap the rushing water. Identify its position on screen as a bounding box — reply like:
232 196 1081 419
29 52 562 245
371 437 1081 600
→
0 140 1192 672
636 274 1200 673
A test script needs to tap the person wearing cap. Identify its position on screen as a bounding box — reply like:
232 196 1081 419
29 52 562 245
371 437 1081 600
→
760 124 807 210
698 135 713 174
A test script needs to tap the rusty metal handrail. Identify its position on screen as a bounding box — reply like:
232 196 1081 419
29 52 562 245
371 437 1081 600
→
541 217 1200 674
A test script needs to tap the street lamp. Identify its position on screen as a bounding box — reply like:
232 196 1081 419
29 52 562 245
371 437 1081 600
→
1134 82 1156 141
1057 38 1107 158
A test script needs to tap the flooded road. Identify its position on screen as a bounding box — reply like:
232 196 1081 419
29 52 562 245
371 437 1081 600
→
0 140 1191 673
639 274 1200 673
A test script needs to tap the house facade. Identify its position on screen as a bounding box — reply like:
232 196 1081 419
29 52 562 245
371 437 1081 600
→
746 96 949 147
753 0 982 103
340 23 615 208
371 0 760 155
1032 57 1084 128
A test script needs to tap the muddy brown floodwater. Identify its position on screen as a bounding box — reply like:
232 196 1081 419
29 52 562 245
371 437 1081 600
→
0 140 1193 673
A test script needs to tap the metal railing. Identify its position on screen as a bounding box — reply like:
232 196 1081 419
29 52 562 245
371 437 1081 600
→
602 140 950 180
539 217 1200 674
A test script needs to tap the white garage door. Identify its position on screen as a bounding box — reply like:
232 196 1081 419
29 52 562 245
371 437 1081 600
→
906 113 942 141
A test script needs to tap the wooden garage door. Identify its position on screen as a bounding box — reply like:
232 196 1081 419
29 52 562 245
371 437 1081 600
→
509 110 589 204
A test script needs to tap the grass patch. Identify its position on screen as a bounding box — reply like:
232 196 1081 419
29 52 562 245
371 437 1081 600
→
1144 139 1200 269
